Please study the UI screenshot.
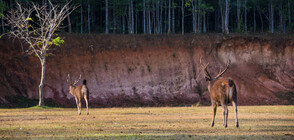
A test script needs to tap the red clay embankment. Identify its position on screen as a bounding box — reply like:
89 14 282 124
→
0 34 293 107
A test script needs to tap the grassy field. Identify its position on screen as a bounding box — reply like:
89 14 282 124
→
0 106 293 139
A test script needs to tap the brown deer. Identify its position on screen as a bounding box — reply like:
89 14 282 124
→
200 57 239 128
67 74 89 115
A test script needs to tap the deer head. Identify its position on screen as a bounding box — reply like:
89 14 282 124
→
66 74 81 95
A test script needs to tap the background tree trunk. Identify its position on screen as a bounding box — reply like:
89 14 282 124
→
254 6 256 32
80 2 83 33
279 3 283 32
219 0 224 33
181 0 184 35
244 0 247 32
237 0 241 31
105 0 109 34
224 0 230 34
143 0 146 34
192 0 197 33
168 0 171 34
87 0 90 33
172 0 175 33
288 0 291 26
122 16 125 34
258 6 264 32
269 0 274 33
131 0 134 34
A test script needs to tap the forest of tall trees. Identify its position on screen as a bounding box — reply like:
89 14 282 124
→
1 0 294 34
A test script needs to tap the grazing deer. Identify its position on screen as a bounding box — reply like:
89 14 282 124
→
67 74 89 115
200 57 239 128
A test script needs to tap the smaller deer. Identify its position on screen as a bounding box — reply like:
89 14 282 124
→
67 74 89 115
200 57 239 128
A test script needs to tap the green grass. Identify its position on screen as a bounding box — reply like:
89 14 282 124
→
0 106 293 139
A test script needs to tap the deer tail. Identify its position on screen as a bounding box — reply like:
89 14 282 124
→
83 79 87 85
228 79 234 87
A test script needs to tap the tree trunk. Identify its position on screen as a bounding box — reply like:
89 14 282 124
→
181 0 184 35
143 0 146 34
160 2 163 33
156 0 160 34
123 16 125 34
269 0 274 33
131 0 134 34
105 0 109 34
197 1 201 33
203 14 207 33
237 0 241 31
87 0 90 33
172 0 175 33
244 0 247 32
67 16 72 33
192 0 197 33
148 7 151 34
80 3 83 33
113 5 116 34
168 0 171 34
288 0 291 25
219 0 224 33
224 0 230 34
258 7 264 32
254 6 256 32
38 58 46 106
279 3 283 32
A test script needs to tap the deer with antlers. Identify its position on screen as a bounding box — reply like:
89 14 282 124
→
67 74 89 115
200 57 239 128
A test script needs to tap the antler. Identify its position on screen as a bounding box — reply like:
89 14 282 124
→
214 60 231 79
200 57 212 81
73 74 82 86
67 74 72 84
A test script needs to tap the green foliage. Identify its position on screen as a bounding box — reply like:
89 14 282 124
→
26 17 32 21
51 37 64 47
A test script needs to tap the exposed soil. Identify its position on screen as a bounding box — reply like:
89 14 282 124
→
0 34 293 107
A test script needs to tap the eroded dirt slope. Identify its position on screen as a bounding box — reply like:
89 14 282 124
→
0 34 293 107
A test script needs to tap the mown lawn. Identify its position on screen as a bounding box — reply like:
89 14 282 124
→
0 106 293 139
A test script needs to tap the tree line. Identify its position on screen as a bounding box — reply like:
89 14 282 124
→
1 0 294 34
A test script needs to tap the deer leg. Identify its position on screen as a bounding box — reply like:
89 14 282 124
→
221 102 228 128
232 101 239 127
211 103 217 127
84 95 89 115
78 100 82 115
225 105 228 128
75 98 81 115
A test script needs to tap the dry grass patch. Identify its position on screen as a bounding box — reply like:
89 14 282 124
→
0 106 293 139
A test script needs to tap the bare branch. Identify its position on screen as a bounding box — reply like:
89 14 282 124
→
3 0 76 60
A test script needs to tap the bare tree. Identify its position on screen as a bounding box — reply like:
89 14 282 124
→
3 0 75 106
